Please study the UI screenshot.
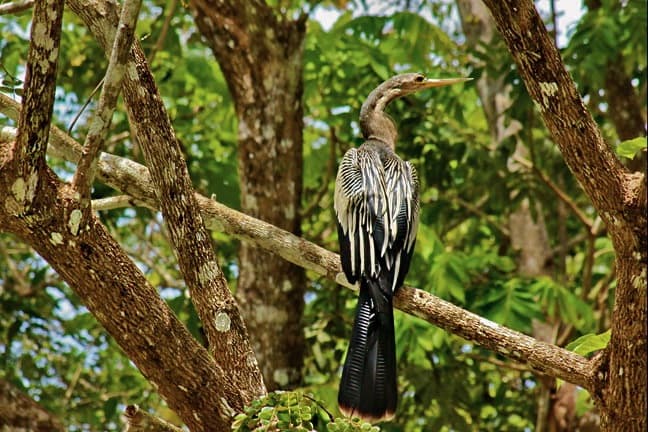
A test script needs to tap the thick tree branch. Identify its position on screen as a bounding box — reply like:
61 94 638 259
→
1 115 598 393
0 163 235 431
480 0 627 221
481 2 646 429
0 378 64 431
10 0 64 213
72 0 141 206
66 0 266 409
103 153 599 392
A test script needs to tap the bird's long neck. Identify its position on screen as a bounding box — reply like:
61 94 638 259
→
359 85 400 149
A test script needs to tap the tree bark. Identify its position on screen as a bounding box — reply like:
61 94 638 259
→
480 1 647 430
1 0 265 428
188 0 307 390
0 378 64 432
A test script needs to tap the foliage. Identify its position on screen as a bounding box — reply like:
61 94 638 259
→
616 137 647 159
1 0 643 430
566 330 611 357
232 390 380 432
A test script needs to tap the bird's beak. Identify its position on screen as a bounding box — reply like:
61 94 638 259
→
421 77 472 88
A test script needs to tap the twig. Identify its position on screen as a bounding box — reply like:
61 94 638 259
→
582 234 596 297
549 0 558 47
72 0 142 206
107 130 131 147
131 222 183 288
513 154 593 229
122 405 184 432
303 394 334 422
67 79 103 134
63 363 84 405
460 352 531 373
301 123 338 218
436 193 510 237
147 0 178 64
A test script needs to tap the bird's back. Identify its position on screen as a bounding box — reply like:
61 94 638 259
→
334 139 419 293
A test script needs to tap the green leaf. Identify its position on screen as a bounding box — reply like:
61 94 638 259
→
616 137 646 159
566 330 611 356
103 396 118 421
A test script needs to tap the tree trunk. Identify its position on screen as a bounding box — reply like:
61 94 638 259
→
480 1 647 430
188 1 307 390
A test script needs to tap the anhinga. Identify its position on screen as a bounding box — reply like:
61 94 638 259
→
335 73 469 422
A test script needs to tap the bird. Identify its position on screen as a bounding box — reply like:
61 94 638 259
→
334 73 470 422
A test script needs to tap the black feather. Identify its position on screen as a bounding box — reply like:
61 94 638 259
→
338 277 397 422
337 222 357 284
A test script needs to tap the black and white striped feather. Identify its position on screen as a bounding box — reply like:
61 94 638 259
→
335 139 419 421
334 140 420 294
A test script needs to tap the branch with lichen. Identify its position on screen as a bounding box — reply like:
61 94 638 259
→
0 115 598 393
72 0 142 206
0 0 34 15
9 0 64 212
66 0 267 412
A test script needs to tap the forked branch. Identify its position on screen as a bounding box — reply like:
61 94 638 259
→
0 114 597 392
72 0 142 205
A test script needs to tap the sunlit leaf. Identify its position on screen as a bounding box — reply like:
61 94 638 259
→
566 330 611 357
616 137 646 159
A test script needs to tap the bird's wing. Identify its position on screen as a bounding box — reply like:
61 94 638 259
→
334 148 390 284
382 158 420 292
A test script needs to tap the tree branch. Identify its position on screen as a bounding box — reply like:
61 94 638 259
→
0 0 33 15
512 154 593 229
67 0 265 411
10 0 64 212
72 0 142 206
1 111 598 393
92 195 149 211
0 378 64 431
481 2 646 428
146 0 178 64
480 0 627 222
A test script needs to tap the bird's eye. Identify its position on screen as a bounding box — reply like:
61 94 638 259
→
415 75 425 82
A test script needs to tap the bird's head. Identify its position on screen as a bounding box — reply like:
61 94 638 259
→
360 73 470 146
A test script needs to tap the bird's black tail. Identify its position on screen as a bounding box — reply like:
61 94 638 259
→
338 276 397 422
